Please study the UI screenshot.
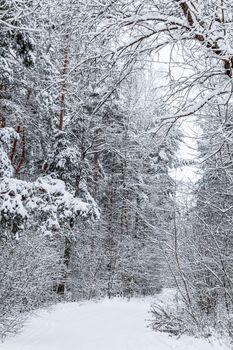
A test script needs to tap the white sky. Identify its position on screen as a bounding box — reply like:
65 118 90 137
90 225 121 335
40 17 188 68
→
150 46 201 183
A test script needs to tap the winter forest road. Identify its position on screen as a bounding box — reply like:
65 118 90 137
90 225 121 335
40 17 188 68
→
1 298 229 350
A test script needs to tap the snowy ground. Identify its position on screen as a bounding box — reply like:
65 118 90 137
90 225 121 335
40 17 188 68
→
1 297 230 350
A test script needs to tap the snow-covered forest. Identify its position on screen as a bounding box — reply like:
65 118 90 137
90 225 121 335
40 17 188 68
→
1 0 233 348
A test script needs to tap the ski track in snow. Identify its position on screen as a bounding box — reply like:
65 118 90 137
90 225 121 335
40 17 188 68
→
0 298 230 350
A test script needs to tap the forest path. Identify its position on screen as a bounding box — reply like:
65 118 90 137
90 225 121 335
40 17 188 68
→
1 298 228 350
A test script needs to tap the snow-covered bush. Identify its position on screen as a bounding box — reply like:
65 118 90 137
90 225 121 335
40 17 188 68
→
0 234 62 340
150 289 233 339
150 291 214 337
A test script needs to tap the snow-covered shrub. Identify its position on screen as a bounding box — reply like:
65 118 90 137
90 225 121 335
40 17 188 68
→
150 289 233 339
0 234 62 340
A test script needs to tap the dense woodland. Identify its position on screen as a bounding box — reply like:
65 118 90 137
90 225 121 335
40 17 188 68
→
1 0 233 341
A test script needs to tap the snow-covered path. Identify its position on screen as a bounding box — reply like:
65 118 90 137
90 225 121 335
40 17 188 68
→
1 299 229 350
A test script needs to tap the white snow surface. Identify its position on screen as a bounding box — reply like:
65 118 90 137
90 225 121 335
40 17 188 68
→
1 297 229 350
